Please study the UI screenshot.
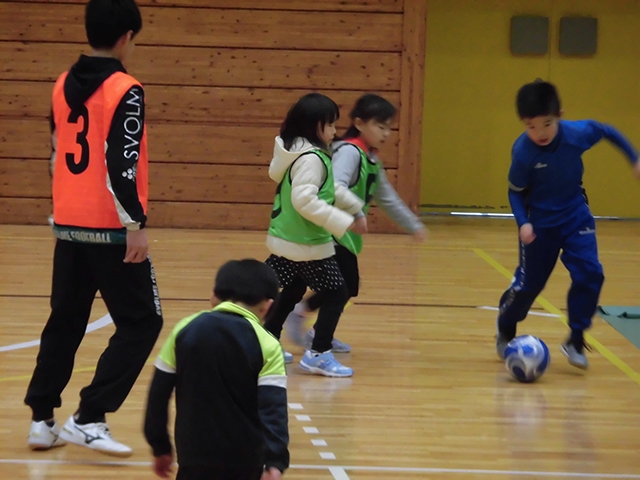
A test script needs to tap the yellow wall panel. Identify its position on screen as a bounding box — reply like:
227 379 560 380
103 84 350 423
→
422 0 640 218
549 0 640 217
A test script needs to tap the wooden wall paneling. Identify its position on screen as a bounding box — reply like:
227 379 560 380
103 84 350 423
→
0 42 401 91
0 119 51 160
0 197 53 225
0 197 402 232
0 158 398 203
0 159 50 198
0 4 403 52
11 0 404 13
149 202 401 232
0 81 402 127
396 0 427 212
0 0 420 232
0 119 400 169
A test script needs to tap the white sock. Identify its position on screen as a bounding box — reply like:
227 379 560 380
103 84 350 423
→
293 302 309 316
309 350 330 357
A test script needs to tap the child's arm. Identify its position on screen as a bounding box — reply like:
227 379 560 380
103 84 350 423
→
258 346 290 475
290 153 355 238
144 367 176 478
508 188 528 227
508 152 536 244
106 86 148 231
332 145 365 215
373 167 426 235
583 120 639 164
507 146 531 228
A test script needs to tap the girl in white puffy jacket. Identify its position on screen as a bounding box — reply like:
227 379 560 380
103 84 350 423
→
264 93 364 377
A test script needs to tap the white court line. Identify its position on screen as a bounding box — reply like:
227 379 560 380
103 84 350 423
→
0 459 638 478
0 314 113 352
329 466 350 479
303 426 319 434
288 403 304 410
295 415 311 421
311 439 327 446
478 306 562 318
319 452 336 460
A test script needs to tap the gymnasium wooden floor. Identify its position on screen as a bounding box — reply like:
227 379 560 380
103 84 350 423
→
1 219 640 479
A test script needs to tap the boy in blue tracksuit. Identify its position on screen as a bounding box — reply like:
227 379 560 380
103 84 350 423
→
496 80 640 369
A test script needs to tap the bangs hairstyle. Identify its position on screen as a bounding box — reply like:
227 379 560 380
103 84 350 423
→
280 93 340 150
214 259 279 307
85 0 143 50
342 94 396 139
516 80 561 119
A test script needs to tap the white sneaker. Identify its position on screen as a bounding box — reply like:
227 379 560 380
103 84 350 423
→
59 416 132 457
28 420 67 450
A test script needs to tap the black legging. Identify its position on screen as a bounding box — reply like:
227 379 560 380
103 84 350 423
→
265 278 349 352
305 245 359 326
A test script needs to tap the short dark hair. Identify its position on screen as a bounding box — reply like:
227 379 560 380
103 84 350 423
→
214 259 279 307
85 0 143 50
342 94 397 139
516 80 561 119
280 93 340 150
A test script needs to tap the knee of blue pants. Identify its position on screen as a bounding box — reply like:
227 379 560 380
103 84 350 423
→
573 267 604 293
499 286 541 323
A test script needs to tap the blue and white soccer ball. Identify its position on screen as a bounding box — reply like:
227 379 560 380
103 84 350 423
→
504 335 550 383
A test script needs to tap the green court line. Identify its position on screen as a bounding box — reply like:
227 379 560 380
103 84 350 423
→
473 248 640 386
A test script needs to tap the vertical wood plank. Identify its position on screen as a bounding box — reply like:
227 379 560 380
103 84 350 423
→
397 0 427 211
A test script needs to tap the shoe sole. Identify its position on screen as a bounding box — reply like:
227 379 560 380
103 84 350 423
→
59 430 133 458
560 345 588 370
28 441 66 451
299 362 353 378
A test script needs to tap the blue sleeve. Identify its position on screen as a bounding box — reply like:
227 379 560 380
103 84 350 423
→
507 145 530 227
508 145 530 191
508 190 529 228
582 120 639 164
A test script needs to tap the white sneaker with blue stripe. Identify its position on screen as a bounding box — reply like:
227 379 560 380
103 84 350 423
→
299 350 353 377
59 416 132 457
283 351 294 364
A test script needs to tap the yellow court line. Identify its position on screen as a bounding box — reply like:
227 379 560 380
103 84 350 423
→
473 248 640 386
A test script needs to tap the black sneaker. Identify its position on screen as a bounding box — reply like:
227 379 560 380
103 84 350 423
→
496 318 515 360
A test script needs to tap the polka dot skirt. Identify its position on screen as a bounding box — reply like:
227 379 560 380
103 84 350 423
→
266 255 344 292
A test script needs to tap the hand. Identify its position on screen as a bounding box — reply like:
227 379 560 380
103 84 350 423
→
124 228 149 263
349 216 368 235
634 161 640 179
519 223 536 245
261 467 283 480
412 227 428 242
152 454 173 478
